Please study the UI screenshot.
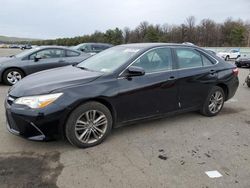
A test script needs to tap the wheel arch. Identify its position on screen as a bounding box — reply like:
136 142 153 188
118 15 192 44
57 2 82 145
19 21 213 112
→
216 83 229 101
61 97 117 138
2 67 26 80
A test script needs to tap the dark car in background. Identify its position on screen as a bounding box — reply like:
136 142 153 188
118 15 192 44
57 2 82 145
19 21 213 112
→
0 46 90 85
72 43 113 55
235 56 250 68
5 43 239 148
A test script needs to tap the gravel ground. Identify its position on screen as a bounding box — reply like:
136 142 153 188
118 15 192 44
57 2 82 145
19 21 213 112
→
0 49 250 188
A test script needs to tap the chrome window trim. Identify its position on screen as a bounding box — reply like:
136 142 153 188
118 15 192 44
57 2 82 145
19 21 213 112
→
118 46 219 78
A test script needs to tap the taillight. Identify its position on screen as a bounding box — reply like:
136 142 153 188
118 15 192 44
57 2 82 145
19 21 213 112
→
232 67 239 76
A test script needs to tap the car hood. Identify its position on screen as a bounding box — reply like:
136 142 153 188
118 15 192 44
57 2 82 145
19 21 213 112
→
9 65 103 97
217 52 228 56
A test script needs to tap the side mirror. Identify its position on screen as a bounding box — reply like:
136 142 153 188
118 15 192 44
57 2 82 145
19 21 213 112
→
125 66 145 77
34 55 42 62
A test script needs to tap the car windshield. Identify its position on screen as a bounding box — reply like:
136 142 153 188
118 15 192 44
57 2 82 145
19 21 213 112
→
77 46 142 73
14 48 40 58
71 44 83 50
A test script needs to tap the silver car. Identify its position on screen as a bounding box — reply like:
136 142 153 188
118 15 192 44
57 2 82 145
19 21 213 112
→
0 46 90 85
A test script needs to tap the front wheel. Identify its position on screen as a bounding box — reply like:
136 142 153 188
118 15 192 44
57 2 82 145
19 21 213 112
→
65 102 112 148
200 86 225 117
3 68 24 85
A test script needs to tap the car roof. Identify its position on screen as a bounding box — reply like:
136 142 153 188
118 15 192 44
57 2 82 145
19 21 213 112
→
118 43 199 49
76 43 113 46
33 46 80 52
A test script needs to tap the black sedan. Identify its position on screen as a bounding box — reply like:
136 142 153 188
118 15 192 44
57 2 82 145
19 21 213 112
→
0 46 90 85
5 43 239 148
235 56 250 68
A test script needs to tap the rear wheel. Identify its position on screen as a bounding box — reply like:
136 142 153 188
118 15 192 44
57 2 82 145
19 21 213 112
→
225 56 229 61
246 76 250 88
200 86 225 117
65 102 112 148
3 68 24 85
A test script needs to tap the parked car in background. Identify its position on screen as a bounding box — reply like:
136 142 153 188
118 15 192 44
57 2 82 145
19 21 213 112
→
0 46 90 85
5 43 239 148
9 44 20 49
217 49 240 61
72 43 113 55
235 55 250 67
20 44 32 50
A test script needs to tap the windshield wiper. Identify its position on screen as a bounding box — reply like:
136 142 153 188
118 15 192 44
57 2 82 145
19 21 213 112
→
75 65 89 71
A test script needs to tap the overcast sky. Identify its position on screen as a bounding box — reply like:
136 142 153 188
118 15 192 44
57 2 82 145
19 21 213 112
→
0 0 249 39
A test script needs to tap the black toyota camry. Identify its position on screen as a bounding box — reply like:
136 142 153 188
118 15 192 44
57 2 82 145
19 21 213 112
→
5 43 239 148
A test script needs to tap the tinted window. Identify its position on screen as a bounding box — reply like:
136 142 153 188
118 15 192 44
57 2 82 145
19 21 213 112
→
79 44 91 52
91 45 108 52
30 49 65 60
133 48 172 73
231 50 239 53
176 48 202 69
66 50 80 57
202 54 214 66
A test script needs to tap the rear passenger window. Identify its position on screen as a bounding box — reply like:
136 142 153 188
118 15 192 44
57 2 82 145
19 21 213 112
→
66 50 80 57
202 55 214 66
176 48 203 69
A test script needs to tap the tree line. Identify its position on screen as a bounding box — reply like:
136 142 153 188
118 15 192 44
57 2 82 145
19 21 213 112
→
31 17 250 47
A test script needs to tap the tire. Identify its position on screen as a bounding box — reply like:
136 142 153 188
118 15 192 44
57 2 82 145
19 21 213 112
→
247 81 250 88
236 64 241 68
65 102 112 148
200 86 225 117
3 68 24 86
225 56 229 61
246 76 250 88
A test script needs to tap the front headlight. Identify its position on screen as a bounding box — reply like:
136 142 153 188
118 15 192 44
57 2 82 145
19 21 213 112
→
14 93 63 109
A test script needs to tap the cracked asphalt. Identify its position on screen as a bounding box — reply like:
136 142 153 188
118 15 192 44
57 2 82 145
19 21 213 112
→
0 49 250 188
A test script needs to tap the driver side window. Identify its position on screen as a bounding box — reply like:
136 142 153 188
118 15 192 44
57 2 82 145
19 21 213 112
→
132 48 172 73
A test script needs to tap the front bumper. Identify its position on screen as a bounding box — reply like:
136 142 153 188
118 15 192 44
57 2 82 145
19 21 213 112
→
5 95 69 141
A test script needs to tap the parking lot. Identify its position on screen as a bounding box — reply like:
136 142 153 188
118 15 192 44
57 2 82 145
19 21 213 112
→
0 49 250 188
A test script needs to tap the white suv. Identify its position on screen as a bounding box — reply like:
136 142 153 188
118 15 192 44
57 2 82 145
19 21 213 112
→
217 49 241 61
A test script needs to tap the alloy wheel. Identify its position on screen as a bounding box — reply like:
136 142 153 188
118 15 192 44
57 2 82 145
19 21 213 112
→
74 110 108 144
7 71 22 84
208 91 223 114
